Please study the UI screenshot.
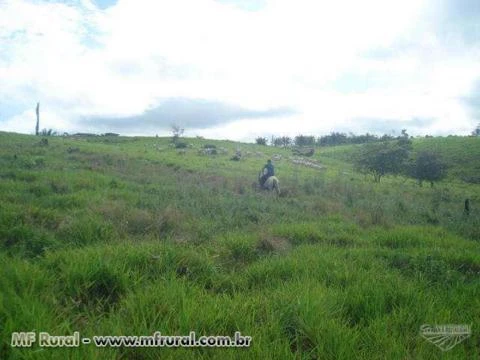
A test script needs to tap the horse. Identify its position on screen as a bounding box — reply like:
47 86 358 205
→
257 171 280 195
263 176 280 195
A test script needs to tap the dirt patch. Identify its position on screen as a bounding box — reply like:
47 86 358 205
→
257 236 292 254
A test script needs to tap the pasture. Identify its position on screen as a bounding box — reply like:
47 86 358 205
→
0 132 479 359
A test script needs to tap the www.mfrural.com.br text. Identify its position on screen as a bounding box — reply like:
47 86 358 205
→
11 331 252 348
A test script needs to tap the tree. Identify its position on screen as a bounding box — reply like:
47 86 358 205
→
317 132 348 146
350 132 378 144
472 123 480 136
380 134 394 141
397 129 413 150
281 136 292 148
294 135 315 146
273 136 292 148
316 132 381 146
408 151 447 187
354 140 411 182
255 137 268 145
171 124 184 143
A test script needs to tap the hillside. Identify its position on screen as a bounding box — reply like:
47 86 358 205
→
413 137 480 183
1 132 479 359
320 136 480 184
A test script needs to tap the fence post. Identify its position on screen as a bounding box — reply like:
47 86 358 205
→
464 198 470 216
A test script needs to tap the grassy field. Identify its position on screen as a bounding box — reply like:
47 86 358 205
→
0 132 479 359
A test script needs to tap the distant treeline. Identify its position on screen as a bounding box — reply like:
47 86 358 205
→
37 131 120 137
262 130 412 147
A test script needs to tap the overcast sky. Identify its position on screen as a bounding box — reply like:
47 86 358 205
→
1 0 479 141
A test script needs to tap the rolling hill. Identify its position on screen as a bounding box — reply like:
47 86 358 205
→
0 132 479 359
320 136 480 184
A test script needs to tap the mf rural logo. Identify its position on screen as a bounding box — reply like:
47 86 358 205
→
420 324 471 351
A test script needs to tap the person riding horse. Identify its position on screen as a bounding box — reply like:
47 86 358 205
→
257 159 280 194
260 159 274 187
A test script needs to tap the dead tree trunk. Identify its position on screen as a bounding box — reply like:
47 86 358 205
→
35 102 40 136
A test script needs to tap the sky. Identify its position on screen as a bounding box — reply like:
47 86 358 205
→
1 0 479 141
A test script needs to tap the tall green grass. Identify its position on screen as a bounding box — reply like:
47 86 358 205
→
0 132 479 359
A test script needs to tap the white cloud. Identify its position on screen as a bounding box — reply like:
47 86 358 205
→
0 0 479 139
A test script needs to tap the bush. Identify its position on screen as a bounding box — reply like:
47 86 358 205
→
175 142 188 149
39 129 57 136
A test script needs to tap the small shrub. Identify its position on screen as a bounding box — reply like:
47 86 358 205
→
38 138 49 146
175 142 188 149
40 129 57 136
461 175 480 184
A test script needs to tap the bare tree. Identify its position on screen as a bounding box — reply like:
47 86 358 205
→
35 102 40 136
171 124 184 143
280 136 292 148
